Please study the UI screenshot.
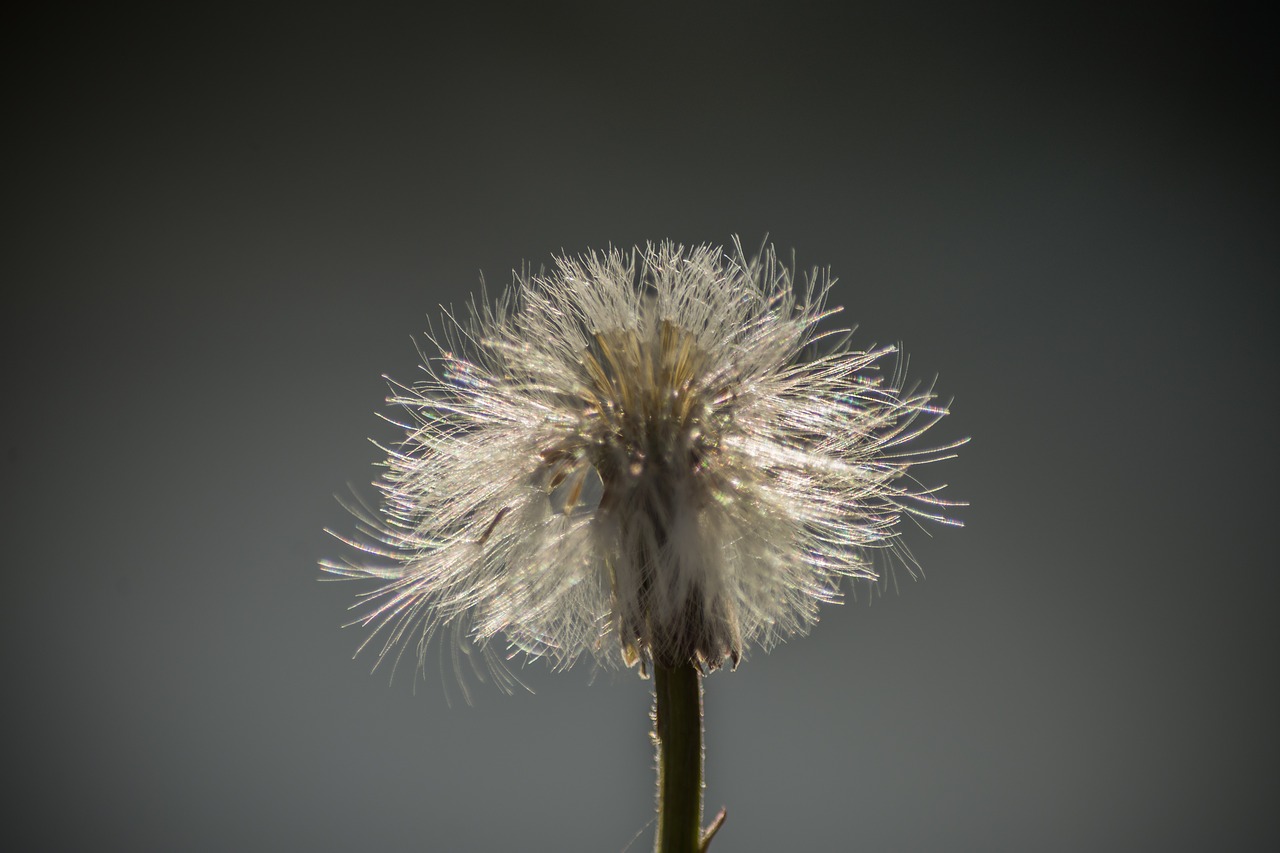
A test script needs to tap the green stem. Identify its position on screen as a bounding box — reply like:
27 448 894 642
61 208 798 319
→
653 662 703 853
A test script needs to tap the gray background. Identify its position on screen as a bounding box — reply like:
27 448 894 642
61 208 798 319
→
6 3 1277 851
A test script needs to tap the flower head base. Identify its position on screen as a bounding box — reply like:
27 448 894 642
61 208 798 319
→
325 241 962 682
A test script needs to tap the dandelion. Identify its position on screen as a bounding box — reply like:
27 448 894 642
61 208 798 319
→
325 239 963 852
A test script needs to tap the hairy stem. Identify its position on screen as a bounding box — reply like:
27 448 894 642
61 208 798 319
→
654 662 703 853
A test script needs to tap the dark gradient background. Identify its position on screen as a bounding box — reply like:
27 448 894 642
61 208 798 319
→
7 3 1277 851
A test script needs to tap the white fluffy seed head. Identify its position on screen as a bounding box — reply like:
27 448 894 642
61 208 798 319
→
324 239 963 685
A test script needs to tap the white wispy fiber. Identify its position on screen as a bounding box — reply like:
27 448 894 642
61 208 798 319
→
325 240 962 685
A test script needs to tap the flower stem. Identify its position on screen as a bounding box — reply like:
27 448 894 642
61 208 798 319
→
653 662 704 853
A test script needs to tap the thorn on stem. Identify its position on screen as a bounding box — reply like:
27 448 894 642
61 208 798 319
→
699 807 727 852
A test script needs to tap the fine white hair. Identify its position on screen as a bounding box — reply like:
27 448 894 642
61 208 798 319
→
325 239 963 689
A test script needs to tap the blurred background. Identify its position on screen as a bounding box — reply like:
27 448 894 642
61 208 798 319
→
6 3 1276 851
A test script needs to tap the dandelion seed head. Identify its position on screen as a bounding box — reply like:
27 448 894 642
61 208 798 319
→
324 239 963 683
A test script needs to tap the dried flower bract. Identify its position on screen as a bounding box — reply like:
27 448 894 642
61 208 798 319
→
325 240 962 683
